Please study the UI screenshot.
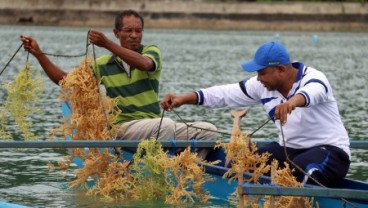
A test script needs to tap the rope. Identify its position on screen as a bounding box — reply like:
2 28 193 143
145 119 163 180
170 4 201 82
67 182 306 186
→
279 124 357 208
280 125 323 186
155 110 165 140
171 109 273 139
249 117 272 137
25 51 30 79
88 38 121 158
0 43 24 77
44 33 90 58
1 35 88 78
171 109 232 137
42 52 86 58
37 31 90 58
91 44 114 140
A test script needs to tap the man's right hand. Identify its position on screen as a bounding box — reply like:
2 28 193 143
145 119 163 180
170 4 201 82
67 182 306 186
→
161 92 199 112
88 29 111 48
20 35 43 57
161 93 179 112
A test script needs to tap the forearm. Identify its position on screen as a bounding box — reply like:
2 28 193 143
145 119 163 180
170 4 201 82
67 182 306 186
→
35 53 67 85
289 93 306 108
179 92 199 105
105 41 154 71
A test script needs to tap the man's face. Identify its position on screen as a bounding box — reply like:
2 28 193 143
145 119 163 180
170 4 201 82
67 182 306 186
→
256 66 282 91
114 15 143 51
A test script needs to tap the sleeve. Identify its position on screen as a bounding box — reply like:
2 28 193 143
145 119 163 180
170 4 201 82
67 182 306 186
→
296 70 331 107
91 58 102 81
142 45 162 72
196 79 261 108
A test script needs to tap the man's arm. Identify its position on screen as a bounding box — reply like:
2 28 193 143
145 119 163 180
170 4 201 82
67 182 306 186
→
161 92 198 112
20 35 67 85
88 30 155 71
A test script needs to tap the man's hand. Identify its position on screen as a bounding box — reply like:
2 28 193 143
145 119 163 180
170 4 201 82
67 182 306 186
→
274 94 306 125
20 35 43 57
161 93 181 112
88 30 110 48
161 92 198 112
274 101 295 125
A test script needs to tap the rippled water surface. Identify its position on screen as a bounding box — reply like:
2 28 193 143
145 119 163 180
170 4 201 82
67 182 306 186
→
0 26 367 207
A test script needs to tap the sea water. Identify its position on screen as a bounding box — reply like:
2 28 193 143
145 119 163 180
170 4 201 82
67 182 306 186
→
0 26 367 207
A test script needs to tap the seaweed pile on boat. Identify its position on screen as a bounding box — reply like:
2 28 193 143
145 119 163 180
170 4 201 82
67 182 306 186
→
263 160 315 208
131 138 214 205
70 138 215 205
217 130 314 208
0 63 45 140
216 133 271 207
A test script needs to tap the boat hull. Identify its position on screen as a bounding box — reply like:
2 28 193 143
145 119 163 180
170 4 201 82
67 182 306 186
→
120 147 368 208
60 102 368 207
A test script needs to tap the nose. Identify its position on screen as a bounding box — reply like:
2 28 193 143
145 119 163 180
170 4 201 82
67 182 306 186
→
130 31 139 38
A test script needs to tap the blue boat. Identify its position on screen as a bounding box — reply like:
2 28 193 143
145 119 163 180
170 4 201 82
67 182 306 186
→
1 142 367 207
57 101 368 207
116 145 368 208
0 202 30 208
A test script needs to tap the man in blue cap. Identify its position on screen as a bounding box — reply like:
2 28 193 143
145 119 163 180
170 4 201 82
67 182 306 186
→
161 41 351 186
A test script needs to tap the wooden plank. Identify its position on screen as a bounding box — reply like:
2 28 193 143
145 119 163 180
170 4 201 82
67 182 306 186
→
242 184 368 200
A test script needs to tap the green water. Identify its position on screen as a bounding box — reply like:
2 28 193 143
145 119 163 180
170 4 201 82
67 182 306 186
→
0 26 367 207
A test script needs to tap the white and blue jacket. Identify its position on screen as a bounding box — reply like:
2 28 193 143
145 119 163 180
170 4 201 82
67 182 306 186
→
195 62 350 158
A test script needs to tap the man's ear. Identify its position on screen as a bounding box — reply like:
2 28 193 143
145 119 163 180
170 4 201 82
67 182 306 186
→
113 29 119 38
278 65 287 73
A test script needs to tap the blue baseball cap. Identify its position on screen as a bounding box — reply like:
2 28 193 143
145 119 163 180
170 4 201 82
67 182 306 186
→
241 41 290 72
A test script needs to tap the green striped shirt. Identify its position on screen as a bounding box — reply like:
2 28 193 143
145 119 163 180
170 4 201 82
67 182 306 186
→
93 45 162 124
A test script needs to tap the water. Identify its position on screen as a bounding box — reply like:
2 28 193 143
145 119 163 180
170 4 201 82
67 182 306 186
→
0 26 367 207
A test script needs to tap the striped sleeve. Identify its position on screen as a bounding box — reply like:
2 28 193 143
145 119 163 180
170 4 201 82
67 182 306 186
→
142 45 162 72
296 70 331 107
195 82 259 108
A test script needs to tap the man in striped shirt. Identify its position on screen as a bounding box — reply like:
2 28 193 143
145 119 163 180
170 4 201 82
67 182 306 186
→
161 41 350 186
20 10 218 155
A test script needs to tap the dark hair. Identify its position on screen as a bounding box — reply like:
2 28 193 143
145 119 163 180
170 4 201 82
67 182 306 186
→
115 10 144 30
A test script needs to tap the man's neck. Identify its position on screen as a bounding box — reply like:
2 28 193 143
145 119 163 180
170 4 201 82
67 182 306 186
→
279 66 298 98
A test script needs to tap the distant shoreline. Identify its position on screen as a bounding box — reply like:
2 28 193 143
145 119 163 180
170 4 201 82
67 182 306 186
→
1 0 367 32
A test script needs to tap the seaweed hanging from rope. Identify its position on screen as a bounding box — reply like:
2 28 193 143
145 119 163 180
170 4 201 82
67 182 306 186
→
0 63 45 140
53 57 121 151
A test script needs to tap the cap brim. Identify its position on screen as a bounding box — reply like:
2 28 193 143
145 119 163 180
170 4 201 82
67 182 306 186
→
241 61 265 72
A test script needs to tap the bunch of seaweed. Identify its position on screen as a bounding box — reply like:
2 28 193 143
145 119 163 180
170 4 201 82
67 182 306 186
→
217 133 315 208
132 138 215 205
0 63 45 140
216 133 271 207
215 109 315 207
262 161 315 208
132 138 171 201
74 138 214 205
86 154 136 201
54 57 120 158
164 147 214 204
49 57 121 186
